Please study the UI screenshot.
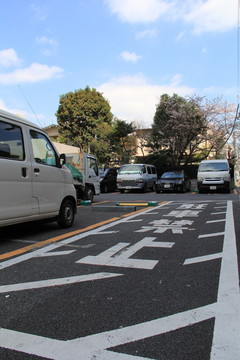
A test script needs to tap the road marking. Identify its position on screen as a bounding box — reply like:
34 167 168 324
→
0 273 123 293
0 303 216 360
0 204 170 270
184 252 223 265
198 232 225 238
206 219 225 224
210 201 240 359
0 217 121 261
77 237 174 270
210 212 226 215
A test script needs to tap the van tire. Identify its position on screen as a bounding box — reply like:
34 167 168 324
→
83 186 94 202
58 199 75 228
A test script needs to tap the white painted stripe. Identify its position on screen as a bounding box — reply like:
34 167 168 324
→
184 252 222 265
0 272 123 293
198 232 224 238
39 250 75 257
210 212 226 215
0 303 216 359
206 219 225 224
214 206 227 209
210 201 240 359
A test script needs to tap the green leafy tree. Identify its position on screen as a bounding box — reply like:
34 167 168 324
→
56 86 113 152
151 94 207 167
110 119 136 164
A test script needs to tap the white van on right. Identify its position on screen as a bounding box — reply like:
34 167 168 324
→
197 159 231 193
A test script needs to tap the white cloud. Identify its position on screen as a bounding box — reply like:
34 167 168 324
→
120 51 142 62
105 0 171 23
135 28 157 39
36 36 59 56
30 3 48 21
105 0 237 34
98 73 194 127
0 49 23 68
0 63 64 85
183 0 237 34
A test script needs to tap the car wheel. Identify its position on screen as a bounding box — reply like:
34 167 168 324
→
142 183 148 193
103 184 109 193
58 199 75 228
83 186 94 201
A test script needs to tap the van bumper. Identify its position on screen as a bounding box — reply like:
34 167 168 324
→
197 180 230 192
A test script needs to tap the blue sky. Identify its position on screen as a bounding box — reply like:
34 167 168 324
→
0 0 239 128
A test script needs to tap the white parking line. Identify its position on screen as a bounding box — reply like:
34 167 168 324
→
0 273 123 293
210 201 240 359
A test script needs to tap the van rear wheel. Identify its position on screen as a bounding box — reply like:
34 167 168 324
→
58 199 75 228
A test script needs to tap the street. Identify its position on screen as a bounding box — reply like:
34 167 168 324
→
0 190 240 359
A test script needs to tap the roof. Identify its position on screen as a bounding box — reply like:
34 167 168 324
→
53 142 80 154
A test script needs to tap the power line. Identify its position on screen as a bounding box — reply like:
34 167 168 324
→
18 83 42 127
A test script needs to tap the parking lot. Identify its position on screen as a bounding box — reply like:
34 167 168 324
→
0 189 240 359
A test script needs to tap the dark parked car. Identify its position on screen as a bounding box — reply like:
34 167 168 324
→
99 168 118 193
156 171 191 193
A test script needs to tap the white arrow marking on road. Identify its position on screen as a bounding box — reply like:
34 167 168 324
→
0 272 123 293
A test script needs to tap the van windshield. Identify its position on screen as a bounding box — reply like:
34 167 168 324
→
198 162 229 172
119 165 142 174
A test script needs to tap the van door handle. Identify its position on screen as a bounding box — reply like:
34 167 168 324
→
22 167 27 177
34 168 40 174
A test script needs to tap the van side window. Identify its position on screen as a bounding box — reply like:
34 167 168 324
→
30 130 57 166
152 167 156 174
0 120 25 160
147 166 152 174
142 166 146 174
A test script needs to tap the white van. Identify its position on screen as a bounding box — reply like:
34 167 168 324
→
0 109 77 228
117 163 157 193
197 159 231 193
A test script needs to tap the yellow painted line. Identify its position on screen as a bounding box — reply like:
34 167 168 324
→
121 201 167 217
0 217 120 261
117 203 150 206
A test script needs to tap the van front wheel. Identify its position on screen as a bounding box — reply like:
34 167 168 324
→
58 199 75 228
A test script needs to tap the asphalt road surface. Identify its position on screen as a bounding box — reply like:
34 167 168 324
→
0 190 240 359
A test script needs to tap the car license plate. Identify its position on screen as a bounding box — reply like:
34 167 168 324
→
210 186 217 190
126 186 132 189
164 184 171 188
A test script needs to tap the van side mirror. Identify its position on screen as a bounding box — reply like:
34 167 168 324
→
59 153 66 166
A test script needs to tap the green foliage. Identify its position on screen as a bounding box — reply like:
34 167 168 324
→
109 119 136 164
56 86 113 152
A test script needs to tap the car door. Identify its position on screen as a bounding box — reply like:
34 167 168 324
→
29 129 66 214
0 119 35 221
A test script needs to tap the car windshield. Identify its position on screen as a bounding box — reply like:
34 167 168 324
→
161 172 183 179
198 162 229 172
119 165 142 174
